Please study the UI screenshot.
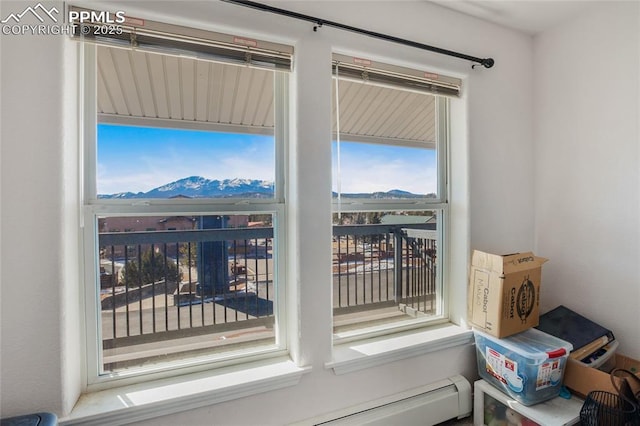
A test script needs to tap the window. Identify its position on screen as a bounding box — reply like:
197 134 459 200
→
331 54 458 340
77 9 292 384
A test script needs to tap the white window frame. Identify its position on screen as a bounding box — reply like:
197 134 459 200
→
331 64 453 343
80 42 291 389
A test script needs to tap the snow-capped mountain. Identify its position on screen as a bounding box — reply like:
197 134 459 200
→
98 176 275 199
99 176 430 199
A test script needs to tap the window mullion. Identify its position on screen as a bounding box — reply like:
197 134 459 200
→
274 72 288 203
83 43 98 202
83 207 102 385
436 97 449 203
81 42 101 386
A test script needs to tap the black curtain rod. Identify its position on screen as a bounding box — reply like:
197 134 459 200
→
221 0 494 69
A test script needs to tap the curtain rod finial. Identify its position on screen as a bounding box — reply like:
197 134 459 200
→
482 58 494 68
472 58 495 69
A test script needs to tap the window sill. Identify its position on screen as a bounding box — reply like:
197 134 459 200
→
326 323 473 375
60 358 310 426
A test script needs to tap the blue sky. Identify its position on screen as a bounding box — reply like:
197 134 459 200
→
332 142 437 195
97 124 275 194
97 124 437 195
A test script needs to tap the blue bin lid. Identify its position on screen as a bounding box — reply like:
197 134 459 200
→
474 327 573 362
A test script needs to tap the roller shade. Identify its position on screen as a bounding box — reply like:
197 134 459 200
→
332 53 460 97
69 6 293 71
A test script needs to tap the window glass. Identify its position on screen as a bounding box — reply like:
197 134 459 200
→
332 210 442 336
331 142 437 199
332 58 448 338
97 125 275 199
98 214 276 373
85 41 288 380
332 75 439 201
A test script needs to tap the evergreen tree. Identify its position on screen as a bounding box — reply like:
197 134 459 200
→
120 249 181 286
178 242 198 268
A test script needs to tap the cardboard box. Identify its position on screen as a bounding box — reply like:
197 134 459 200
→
564 354 640 399
468 250 548 338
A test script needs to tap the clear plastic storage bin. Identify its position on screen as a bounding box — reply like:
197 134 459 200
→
474 328 573 405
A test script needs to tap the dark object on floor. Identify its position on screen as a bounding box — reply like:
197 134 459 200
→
580 390 638 426
1 412 58 426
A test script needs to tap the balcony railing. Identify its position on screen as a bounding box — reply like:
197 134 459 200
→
97 223 438 371
332 223 438 332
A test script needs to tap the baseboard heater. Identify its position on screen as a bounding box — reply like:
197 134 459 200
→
293 375 472 425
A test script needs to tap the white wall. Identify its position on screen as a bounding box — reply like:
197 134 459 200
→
0 0 536 423
0 0 82 418
533 1 640 358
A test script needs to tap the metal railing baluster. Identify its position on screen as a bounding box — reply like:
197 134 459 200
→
163 244 169 332
151 243 156 334
137 245 143 335
176 243 181 331
124 246 130 337
110 246 116 340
